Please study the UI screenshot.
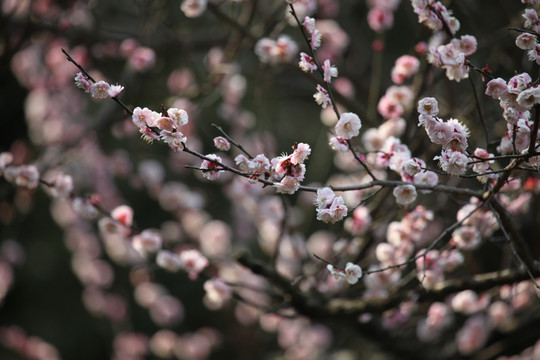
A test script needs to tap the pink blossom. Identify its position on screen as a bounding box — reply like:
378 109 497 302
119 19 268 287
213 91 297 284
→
434 149 469 176
111 205 134 227
47 172 73 199
393 184 417 206
326 262 362 284
328 136 349 152
167 107 189 127
507 73 532 94
451 226 481 250
391 55 420 84
74 72 91 92
335 112 362 140
89 80 111 99
522 8 539 30
160 130 186 152
132 107 155 128
203 278 232 310
322 59 338 83
377 94 404 119
303 16 316 34
299 52 317 73
291 143 311 165
156 250 183 272
179 249 209 280
180 0 207 18
200 154 223 180
156 116 175 132
344 206 371 235
274 176 301 194
11 165 39 189
456 315 490 355
417 97 439 116
213 136 231 151
488 301 512 330
403 158 425 177
132 229 162 257
129 46 156 72
316 195 348 223
485 78 507 99
313 84 331 108
516 32 537 50
413 171 439 189
255 35 298 65
367 7 394 32
314 187 336 208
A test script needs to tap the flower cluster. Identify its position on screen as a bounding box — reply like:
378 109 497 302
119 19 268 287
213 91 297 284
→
417 97 471 176
273 143 311 194
314 187 348 223
75 72 124 99
255 35 299 65
326 262 363 285
131 106 189 151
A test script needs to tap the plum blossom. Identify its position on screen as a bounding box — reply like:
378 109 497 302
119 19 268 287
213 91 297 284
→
313 85 331 108
451 226 482 250
156 250 183 272
167 107 189 127
391 55 420 84
484 78 507 99
303 17 322 50
203 278 232 310
291 143 311 165
455 315 490 355
129 46 156 71
255 35 298 65
178 249 209 280
74 72 91 92
434 149 469 176
393 184 417 206
327 262 362 285
89 81 111 99
274 176 301 194
111 205 134 227
132 230 163 257
516 32 537 50
328 136 349 152
417 97 439 116
299 52 317 73
213 137 231 151
200 154 224 180
322 59 338 83
180 0 207 17
314 187 348 223
335 112 361 140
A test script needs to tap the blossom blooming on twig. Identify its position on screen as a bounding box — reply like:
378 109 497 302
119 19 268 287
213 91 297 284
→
327 262 363 285
314 187 348 223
